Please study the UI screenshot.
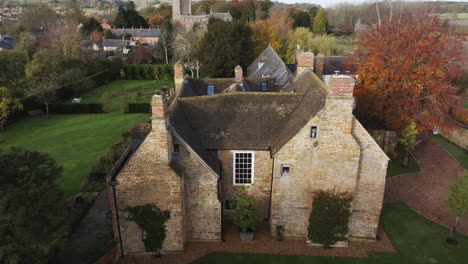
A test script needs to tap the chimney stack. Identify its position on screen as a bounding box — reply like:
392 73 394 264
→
151 93 166 119
296 51 314 76
235 65 243 84
174 62 185 95
328 75 355 97
315 53 325 79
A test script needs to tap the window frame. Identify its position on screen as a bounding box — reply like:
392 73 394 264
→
232 151 255 185
207 84 215 95
260 82 268 92
281 164 291 176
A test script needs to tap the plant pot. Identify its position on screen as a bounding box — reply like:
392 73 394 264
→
240 231 254 241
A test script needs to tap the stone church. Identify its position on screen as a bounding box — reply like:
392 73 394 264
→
172 0 232 29
108 46 389 255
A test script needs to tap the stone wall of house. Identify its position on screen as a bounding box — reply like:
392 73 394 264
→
349 118 389 240
219 150 273 219
115 97 185 254
270 115 321 238
172 138 222 242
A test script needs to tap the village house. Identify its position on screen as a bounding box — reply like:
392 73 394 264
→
108 46 389 255
0 34 14 50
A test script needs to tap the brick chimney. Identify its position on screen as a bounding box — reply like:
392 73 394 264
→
174 62 185 95
328 75 355 97
235 65 243 84
315 53 325 79
296 51 314 76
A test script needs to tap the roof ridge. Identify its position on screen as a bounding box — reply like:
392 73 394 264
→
178 92 305 101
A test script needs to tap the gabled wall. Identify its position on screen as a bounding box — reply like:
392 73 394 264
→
270 115 321 238
349 118 389 240
171 136 222 241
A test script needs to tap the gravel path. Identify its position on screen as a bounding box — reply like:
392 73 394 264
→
119 219 395 264
385 134 467 234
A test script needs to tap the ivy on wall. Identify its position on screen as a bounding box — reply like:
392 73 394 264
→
308 190 353 247
127 204 170 252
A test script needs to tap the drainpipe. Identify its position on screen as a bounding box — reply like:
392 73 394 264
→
110 180 124 257
268 147 275 221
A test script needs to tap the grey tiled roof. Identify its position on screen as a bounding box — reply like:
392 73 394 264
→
247 45 292 85
111 28 160 37
180 77 279 97
0 36 14 49
102 39 128 48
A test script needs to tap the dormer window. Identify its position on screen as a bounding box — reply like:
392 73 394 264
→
260 82 268 92
311 126 318 138
207 85 215 95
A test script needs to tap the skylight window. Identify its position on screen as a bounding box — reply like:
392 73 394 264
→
207 85 215 95
260 82 268 92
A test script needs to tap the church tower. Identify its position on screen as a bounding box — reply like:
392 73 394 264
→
173 0 192 19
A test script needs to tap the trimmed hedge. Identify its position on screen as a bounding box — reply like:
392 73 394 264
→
127 103 150 113
122 64 174 80
48 104 105 114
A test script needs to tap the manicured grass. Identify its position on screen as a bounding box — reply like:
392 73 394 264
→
433 135 468 169
386 151 421 178
439 13 468 20
78 80 173 112
194 203 468 264
0 113 148 197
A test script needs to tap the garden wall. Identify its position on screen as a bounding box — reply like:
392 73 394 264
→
441 127 468 150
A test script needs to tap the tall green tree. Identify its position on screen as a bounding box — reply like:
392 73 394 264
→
289 9 312 29
0 148 67 264
247 0 256 21
114 1 148 28
19 3 58 30
313 8 327 34
80 17 103 37
445 173 468 243
195 19 255 77
0 87 22 142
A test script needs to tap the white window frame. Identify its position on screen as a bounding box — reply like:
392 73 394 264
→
233 151 255 185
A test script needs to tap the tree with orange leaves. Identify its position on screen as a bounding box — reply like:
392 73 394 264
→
353 11 464 131
250 20 282 58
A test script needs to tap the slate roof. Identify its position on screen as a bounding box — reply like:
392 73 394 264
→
111 28 160 38
170 69 328 155
0 35 14 49
180 77 279 97
102 39 128 48
247 45 293 85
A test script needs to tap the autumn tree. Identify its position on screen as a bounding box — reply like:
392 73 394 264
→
313 8 327 34
250 20 282 58
195 19 255 77
445 173 468 244
267 9 293 40
398 122 420 167
147 3 171 28
353 11 463 131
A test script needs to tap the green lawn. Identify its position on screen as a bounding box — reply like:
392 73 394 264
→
78 80 173 112
386 152 421 178
439 13 468 20
194 203 468 264
433 135 468 170
0 113 148 197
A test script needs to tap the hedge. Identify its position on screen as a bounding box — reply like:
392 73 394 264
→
122 64 174 80
48 104 105 114
127 103 151 113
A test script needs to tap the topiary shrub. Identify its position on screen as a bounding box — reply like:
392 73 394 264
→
308 190 353 247
127 204 170 252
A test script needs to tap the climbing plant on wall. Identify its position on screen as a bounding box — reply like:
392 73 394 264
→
308 190 352 247
127 204 170 252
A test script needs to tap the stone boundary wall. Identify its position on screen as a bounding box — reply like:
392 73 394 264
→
369 129 397 154
441 127 468 150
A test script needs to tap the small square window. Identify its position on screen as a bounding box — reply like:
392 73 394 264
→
260 82 268 92
207 85 215 95
311 126 318 138
173 144 180 153
281 165 290 176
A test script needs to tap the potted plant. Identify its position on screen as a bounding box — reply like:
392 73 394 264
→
233 194 262 241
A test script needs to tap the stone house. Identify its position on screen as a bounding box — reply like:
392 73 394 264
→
108 49 389 255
